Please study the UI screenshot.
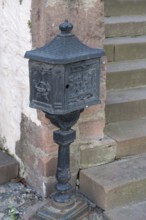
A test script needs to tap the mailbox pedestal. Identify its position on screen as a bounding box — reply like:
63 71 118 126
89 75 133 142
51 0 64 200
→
25 20 105 219
46 111 81 204
36 110 90 220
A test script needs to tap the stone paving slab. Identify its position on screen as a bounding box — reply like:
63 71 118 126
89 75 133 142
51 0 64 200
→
104 201 146 220
0 150 18 184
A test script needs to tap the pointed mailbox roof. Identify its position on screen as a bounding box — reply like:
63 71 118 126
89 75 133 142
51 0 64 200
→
25 20 105 64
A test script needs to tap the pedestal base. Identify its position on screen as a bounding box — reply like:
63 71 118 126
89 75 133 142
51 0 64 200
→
33 194 89 220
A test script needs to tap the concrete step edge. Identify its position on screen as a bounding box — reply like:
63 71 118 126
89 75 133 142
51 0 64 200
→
107 59 146 74
104 36 146 62
106 87 146 105
104 35 146 45
105 15 146 25
104 0 146 17
105 117 146 158
81 152 146 190
105 117 146 141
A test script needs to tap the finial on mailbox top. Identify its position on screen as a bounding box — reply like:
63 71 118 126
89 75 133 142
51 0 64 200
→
59 20 73 34
25 20 105 65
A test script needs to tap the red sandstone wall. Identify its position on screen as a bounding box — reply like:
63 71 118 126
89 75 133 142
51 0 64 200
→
16 0 106 197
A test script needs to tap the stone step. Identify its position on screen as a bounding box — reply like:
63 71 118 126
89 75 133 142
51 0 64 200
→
105 118 146 158
104 201 146 220
104 35 146 62
107 59 146 90
0 150 19 184
106 87 146 123
104 0 146 17
80 153 146 210
105 15 146 38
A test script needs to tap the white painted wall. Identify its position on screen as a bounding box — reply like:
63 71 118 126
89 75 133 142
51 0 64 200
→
0 0 40 157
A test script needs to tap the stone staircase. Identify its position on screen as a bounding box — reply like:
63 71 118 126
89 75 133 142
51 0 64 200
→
0 150 18 184
79 0 146 219
105 0 146 159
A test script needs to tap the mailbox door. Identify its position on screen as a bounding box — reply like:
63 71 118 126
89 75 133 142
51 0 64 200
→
65 58 101 112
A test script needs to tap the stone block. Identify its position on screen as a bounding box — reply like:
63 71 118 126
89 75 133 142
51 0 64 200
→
104 0 146 16
80 136 116 169
115 39 146 61
79 119 104 140
80 105 105 122
106 87 146 123
105 15 146 38
80 153 146 210
38 154 79 178
105 36 146 62
105 118 146 158
104 44 114 62
38 156 57 177
31 0 104 48
0 151 18 184
107 59 146 90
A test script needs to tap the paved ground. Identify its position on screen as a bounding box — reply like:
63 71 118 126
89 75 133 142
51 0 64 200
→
0 181 106 220
0 181 42 220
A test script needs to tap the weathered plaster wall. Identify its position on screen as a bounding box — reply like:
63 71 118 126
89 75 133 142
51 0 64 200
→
0 0 40 159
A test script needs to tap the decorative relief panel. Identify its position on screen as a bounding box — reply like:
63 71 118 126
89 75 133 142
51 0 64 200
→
29 61 65 114
30 62 52 104
29 59 100 114
66 59 100 109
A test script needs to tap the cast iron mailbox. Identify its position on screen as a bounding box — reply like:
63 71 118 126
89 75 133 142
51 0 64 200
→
25 20 105 220
25 20 104 115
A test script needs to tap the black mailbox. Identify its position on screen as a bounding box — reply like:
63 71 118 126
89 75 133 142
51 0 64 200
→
25 20 104 115
25 20 105 220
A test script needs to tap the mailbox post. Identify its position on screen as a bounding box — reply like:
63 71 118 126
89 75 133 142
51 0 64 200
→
25 20 105 220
